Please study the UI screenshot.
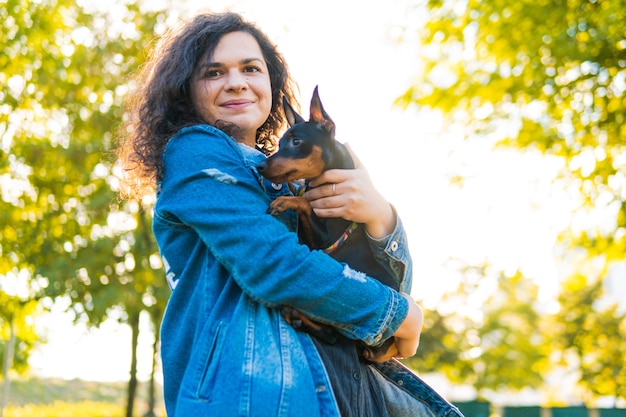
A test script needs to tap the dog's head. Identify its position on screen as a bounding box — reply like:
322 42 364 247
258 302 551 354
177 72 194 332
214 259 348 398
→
257 86 339 183
283 86 335 136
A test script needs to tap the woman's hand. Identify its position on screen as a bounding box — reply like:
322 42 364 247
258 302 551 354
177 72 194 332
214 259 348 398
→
303 143 396 239
371 293 423 363
391 293 423 358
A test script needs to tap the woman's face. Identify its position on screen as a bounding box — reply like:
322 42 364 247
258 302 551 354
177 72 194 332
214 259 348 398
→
191 31 273 147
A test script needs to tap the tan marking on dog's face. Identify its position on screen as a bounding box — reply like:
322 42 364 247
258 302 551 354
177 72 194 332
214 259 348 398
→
262 145 326 183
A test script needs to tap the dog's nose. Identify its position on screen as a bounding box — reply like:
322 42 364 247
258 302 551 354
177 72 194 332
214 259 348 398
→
256 161 266 172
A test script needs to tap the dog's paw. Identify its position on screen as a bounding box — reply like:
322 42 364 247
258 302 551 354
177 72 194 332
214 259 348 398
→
358 337 398 363
280 306 300 326
280 306 338 344
268 197 291 215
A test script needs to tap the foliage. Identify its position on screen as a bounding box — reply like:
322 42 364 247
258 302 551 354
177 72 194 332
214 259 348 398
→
1 0 168 323
1 0 171 415
401 0 626 402
0 294 38 374
469 270 549 393
0 0 163 347
409 266 548 397
550 273 626 403
399 0 626 254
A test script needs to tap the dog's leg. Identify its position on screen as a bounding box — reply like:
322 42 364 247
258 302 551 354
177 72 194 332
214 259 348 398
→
268 195 311 216
281 306 338 345
268 196 316 248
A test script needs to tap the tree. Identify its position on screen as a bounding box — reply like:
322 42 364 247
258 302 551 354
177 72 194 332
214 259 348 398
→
470 270 549 395
408 264 548 398
400 0 626 401
0 292 38 417
1 1 170 415
550 272 626 404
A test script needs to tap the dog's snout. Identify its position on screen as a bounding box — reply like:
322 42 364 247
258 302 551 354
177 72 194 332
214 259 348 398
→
256 161 266 172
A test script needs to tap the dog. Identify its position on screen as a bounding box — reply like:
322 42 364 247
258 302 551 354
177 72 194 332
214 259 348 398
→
256 87 398 362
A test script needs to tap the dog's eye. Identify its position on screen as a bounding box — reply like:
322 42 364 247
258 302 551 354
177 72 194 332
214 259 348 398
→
291 138 302 146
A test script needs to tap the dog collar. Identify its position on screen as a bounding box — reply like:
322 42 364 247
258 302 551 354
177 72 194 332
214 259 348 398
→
323 222 359 254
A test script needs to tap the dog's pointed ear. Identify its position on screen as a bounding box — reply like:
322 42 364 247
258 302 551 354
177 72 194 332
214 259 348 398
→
309 86 335 136
282 96 305 126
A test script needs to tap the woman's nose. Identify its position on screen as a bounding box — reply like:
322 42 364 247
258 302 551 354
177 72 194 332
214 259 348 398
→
225 70 247 91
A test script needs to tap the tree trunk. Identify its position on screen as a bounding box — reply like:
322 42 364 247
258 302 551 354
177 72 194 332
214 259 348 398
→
1 317 15 417
144 309 161 417
126 310 140 417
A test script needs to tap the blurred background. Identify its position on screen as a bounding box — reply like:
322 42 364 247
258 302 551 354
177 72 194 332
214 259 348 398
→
1 0 625 416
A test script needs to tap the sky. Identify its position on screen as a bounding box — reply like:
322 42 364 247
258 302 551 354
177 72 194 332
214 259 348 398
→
29 0 580 394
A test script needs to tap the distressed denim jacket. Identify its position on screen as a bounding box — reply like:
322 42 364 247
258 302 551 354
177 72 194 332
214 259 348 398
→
153 125 462 417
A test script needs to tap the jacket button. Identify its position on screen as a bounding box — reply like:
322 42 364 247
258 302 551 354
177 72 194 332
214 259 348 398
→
390 241 399 251
271 183 282 190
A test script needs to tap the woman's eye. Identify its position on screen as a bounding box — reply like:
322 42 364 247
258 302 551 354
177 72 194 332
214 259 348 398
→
244 65 261 73
202 69 222 78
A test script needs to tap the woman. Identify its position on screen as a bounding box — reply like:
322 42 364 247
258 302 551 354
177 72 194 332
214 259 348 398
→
117 11 457 417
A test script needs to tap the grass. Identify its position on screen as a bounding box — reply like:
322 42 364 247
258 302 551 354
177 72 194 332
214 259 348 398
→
1 376 165 417
2 401 127 417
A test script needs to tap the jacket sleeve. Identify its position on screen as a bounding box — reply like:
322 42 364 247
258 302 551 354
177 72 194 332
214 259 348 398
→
366 209 413 293
156 127 408 345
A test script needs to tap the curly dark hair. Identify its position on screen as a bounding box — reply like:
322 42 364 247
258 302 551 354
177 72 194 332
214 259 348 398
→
116 12 298 199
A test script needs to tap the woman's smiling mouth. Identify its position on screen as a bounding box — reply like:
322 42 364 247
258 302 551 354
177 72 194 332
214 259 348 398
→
221 99 253 109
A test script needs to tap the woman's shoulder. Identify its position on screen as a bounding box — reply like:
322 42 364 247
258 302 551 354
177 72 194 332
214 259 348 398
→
169 124 233 146
164 124 241 159
162 124 270 178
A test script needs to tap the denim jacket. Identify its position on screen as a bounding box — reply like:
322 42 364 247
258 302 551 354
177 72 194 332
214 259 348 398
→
153 125 463 417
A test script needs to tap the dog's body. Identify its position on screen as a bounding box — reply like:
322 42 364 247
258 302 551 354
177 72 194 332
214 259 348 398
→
257 87 397 361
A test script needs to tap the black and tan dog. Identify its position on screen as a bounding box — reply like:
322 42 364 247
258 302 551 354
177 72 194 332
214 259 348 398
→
257 87 398 361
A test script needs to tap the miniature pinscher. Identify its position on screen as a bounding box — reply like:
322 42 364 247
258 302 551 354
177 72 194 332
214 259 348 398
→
256 87 398 362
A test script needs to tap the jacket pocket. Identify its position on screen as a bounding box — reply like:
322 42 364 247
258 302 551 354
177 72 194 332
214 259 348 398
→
195 321 227 401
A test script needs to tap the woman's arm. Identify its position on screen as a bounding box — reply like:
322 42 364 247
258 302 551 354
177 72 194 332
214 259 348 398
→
303 143 413 291
303 143 422 360
157 126 409 345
